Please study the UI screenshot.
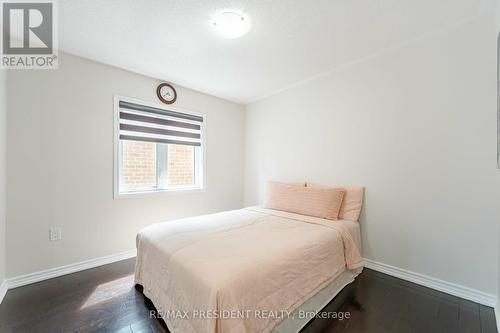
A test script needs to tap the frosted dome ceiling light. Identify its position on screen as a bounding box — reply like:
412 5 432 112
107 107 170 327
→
212 11 251 39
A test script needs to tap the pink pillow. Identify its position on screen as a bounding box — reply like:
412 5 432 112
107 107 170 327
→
265 182 345 220
307 183 364 221
339 186 364 221
280 181 307 186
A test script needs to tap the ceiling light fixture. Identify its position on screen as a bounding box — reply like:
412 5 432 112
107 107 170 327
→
212 10 251 39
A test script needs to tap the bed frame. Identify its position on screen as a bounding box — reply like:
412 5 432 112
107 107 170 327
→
299 281 357 333
136 279 358 333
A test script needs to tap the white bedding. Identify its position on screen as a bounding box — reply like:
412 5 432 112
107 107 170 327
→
135 207 363 333
272 218 362 332
337 219 361 253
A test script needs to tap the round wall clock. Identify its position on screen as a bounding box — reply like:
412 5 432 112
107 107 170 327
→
156 83 177 104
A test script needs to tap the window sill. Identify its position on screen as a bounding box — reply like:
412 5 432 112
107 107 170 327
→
114 187 205 199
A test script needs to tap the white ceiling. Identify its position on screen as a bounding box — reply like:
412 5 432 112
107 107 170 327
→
59 0 484 104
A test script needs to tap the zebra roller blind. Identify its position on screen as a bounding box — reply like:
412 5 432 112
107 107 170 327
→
118 101 203 147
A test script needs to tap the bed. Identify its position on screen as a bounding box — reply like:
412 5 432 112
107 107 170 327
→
134 206 363 333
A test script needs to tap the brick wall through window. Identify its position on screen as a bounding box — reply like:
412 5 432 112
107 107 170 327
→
121 141 157 189
167 144 194 187
121 141 195 190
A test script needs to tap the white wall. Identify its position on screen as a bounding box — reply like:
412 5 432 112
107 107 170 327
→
496 0 500 318
0 70 6 287
244 16 500 295
6 53 245 278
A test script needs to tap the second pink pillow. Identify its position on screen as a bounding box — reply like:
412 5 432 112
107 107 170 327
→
306 183 364 221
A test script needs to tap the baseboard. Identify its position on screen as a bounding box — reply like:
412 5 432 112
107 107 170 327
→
0 280 7 304
2 252 497 310
6 249 137 290
495 303 500 331
363 258 497 307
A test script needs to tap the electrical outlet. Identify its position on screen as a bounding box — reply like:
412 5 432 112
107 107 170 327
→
49 227 62 241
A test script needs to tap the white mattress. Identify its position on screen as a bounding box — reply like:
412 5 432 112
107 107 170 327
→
272 219 362 333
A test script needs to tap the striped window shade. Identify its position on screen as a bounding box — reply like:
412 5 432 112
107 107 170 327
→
118 101 203 146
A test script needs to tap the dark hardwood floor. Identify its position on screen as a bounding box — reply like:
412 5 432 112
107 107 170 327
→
0 258 496 333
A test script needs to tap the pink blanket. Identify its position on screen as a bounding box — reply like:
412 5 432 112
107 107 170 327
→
135 207 363 333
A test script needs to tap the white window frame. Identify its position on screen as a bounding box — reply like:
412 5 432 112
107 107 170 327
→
113 95 206 198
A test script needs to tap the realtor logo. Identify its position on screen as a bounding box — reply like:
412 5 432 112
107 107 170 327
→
1 0 58 69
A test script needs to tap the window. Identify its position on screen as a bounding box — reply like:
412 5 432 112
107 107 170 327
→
115 98 204 196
